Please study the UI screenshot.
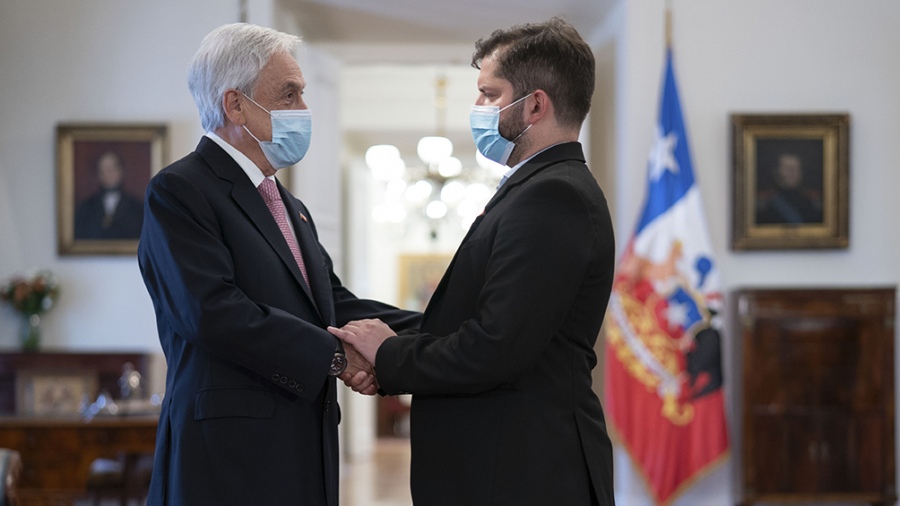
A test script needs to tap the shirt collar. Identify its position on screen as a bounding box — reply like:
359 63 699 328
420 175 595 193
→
205 131 274 188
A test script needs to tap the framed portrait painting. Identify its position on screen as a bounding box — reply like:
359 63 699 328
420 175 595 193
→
56 123 167 255
731 113 849 250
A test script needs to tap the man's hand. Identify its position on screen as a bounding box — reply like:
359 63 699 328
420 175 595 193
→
328 319 395 366
338 344 378 396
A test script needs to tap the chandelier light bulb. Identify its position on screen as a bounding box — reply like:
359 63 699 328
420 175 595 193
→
425 200 448 219
440 180 466 203
417 136 453 165
437 156 463 178
405 180 434 203
366 144 405 181
384 178 408 199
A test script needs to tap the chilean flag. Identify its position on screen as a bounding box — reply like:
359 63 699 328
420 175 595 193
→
603 48 730 505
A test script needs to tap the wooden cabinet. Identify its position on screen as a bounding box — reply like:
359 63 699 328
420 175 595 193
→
0 416 157 502
736 288 896 506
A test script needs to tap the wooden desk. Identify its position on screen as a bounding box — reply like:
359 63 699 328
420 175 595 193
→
0 415 157 503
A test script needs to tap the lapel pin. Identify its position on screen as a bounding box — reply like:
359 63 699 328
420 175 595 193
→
299 212 308 223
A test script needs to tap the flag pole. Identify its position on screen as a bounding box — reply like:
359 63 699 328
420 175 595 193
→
665 0 673 49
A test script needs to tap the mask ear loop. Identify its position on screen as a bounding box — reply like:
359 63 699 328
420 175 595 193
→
511 123 533 142
239 91 270 143
241 91 272 115
504 93 534 142
243 125 263 143
499 92 533 113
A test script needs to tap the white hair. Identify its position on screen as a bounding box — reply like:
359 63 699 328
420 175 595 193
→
187 23 302 132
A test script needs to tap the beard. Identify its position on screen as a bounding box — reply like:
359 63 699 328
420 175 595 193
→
498 103 531 167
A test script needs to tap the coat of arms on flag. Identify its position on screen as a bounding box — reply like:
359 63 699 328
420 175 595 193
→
604 47 730 505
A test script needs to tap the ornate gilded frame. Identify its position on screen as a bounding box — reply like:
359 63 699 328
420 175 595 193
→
731 113 849 250
56 123 167 255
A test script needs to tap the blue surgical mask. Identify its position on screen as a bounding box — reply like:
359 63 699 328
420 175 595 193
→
242 93 312 169
469 94 533 166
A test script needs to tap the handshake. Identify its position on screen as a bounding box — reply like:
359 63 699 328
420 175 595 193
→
328 318 395 396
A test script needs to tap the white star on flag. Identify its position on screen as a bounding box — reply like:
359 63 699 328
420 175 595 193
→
665 299 690 328
648 125 680 181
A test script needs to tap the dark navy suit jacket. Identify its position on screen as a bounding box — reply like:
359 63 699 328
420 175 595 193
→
138 137 420 505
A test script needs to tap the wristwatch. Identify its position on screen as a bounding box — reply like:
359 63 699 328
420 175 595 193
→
328 348 347 377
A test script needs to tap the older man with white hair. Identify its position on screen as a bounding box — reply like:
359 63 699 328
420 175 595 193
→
138 23 420 505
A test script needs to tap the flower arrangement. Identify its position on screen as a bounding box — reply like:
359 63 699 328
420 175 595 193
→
1 269 60 351
1 270 60 315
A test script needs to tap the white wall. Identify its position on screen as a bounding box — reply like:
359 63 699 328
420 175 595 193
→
0 0 251 393
610 1 900 504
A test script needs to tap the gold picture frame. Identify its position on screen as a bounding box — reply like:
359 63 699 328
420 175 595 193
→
16 370 98 416
731 113 849 250
397 253 452 311
56 123 168 255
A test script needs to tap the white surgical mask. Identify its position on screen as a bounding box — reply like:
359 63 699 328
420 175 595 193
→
469 93 533 166
242 93 312 169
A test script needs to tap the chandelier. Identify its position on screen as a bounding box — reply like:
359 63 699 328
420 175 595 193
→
365 75 505 238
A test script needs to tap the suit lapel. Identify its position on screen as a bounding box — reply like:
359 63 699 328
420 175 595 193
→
280 183 335 325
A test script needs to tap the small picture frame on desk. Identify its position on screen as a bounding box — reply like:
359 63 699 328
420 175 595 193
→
731 113 849 250
16 370 97 416
56 123 168 255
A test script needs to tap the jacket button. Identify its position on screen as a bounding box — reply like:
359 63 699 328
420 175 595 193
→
288 380 297 388
280 377 288 384
295 383 303 392
272 373 280 381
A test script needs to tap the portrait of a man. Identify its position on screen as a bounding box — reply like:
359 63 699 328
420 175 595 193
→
73 143 148 240
754 138 824 226
732 113 848 250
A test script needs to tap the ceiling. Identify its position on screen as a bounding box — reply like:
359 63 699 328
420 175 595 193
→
281 0 616 64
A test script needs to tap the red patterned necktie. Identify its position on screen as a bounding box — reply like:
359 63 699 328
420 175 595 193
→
258 178 309 286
